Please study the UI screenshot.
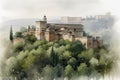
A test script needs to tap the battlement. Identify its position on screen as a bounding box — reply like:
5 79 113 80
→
35 16 103 48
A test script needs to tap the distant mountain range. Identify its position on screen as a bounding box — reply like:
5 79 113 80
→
0 18 38 30
0 18 61 40
0 18 62 30
0 17 114 44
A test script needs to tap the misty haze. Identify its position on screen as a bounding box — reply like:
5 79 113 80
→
0 0 120 80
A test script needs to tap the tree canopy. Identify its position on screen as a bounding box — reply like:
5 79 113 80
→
3 38 114 80
9 26 13 42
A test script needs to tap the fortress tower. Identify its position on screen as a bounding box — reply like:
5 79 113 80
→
35 15 103 48
35 15 47 40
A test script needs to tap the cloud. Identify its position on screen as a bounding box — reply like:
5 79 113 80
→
1 0 101 21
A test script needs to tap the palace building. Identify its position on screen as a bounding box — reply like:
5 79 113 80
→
35 16 103 48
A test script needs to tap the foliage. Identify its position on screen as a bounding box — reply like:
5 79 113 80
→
4 39 114 80
42 65 54 80
24 34 37 43
50 47 58 67
9 26 13 42
14 32 23 38
89 57 98 66
24 43 34 51
77 63 87 76
13 41 25 52
33 39 47 49
65 65 74 80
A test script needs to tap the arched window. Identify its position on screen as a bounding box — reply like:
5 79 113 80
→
89 42 91 46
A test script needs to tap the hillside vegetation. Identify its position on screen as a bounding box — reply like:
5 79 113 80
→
2 33 114 80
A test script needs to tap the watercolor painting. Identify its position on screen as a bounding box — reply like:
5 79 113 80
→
0 0 120 80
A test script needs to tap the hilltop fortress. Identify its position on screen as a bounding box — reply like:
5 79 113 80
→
34 16 103 48
61 12 112 23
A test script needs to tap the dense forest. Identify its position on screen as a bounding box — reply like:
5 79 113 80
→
2 30 114 80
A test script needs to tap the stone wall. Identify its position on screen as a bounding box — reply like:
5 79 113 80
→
45 31 58 42
75 37 103 49
13 38 25 45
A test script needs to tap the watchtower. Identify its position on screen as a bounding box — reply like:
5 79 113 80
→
35 15 47 40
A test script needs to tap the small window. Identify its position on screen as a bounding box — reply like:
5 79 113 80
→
72 35 75 38
89 42 91 46
69 31 72 34
74 28 76 31
84 43 86 46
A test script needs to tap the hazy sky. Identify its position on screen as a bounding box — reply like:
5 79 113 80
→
0 0 119 22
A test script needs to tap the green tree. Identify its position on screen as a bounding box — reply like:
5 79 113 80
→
63 51 71 60
13 41 25 52
5 57 22 77
50 47 58 67
55 45 66 54
65 65 74 80
80 48 94 60
67 57 77 69
34 39 47 49
24 43 34 51
3 38 115 80
14 32 23 38
9 26 13 42
70 40 85 57
24 34 37 43
17 50 29 61
22 53 36 69
89 57 98 66
77 63 87 76
42 65 54 80
34 47 50 68
54 64 64 79
96 53 113 78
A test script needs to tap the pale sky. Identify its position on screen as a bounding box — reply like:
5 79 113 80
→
0 0 119 22
1 0 120 77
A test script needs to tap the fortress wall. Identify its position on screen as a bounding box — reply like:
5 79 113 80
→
75 37 88 48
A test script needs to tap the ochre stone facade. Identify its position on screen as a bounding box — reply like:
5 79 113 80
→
35 16 103 48
13 38 25 45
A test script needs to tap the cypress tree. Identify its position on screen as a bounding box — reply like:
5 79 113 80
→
50 46 58 67
10 26 13 42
